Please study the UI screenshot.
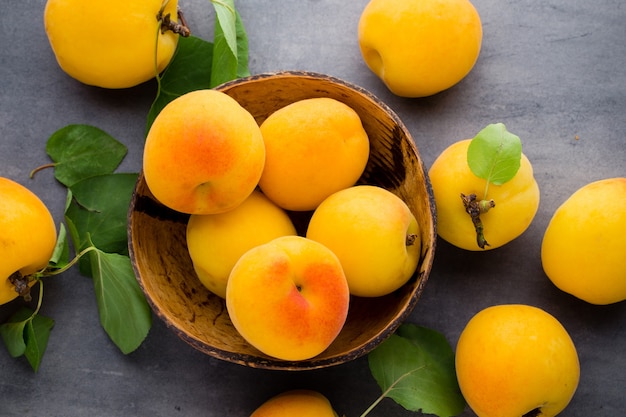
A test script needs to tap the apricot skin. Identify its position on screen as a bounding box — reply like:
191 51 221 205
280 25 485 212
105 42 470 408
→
258 97 370 211
143 90 265 215
226 236 350 361
0 178 57 305
541 177 626 304
44 0 179 89
186 190 297 299
358 0 482 97
428 139 540 250
456 304 580 417
250 390 338 417
306 185 420 297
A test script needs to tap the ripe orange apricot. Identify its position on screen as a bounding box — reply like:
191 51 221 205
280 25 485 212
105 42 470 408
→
258 97 370 211
143 89 265 215
44 0 180 88
186 190 297 299
250 390 338 417
226 236 350 361
0 177 57 305
456 304 580 417
541 177 626 304
358 0 482 97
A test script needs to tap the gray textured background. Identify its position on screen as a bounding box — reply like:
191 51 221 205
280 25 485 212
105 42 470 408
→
1 0 625 416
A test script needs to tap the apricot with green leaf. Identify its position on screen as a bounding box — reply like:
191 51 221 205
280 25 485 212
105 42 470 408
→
428 123 540 250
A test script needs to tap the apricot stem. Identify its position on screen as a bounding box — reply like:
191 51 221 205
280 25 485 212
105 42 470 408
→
8 271 33 302
460 193 495 249
406 234 418 246
159 7 191 37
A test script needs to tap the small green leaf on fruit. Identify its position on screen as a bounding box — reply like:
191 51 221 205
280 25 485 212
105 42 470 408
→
467 123 522 186
368 323 466 417
88 245 152 355
44 124 128 187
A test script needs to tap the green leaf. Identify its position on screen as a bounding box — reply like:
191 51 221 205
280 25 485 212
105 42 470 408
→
211 1 250 87
45 124 128 187
0 307 54 372
146 35 214 132
467 123 522 186
24 314 54 372
88 246 152 354
48 222 70 268
234 10 250 79
0 309 30 357
368 324 466 417
65 173 138 274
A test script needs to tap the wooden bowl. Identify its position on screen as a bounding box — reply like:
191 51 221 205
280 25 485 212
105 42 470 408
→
127 71 437 370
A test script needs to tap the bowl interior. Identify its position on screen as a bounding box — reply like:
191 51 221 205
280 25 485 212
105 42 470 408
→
128 71 436 370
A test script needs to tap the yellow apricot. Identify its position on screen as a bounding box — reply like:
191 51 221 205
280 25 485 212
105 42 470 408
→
428 139 540 250
456 304 580 417
541 178 626 304
186 190 297 299
258 98 370 211
143 89 265 215
358 0 482 97
0 178 57 305
306 185 420 297
250 390 338 417
44 0 179 88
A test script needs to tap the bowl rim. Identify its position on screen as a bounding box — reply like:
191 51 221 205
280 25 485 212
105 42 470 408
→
127 70 438 370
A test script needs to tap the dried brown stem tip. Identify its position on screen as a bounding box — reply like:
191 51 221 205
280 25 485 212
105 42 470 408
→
460 193 495 249
8 270 32 302
159 8 191 37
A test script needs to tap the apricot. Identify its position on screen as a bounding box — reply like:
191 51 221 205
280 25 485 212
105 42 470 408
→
456 304 580 417
429 139 540 250
226 236 350 361
143 89 265 215
358 0 482 97
258 97 370 211
0 177 57 305
44 0 180 88
250 389 338 417
306 185 420 297
186 190 297 299
541 177 626 304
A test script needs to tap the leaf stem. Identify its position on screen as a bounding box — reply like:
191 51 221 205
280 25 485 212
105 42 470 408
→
29 162 57 179
40 245 98 278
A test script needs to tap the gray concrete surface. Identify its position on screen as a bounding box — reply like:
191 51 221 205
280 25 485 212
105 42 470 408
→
1 0 625 416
